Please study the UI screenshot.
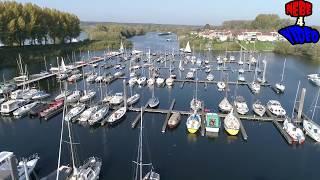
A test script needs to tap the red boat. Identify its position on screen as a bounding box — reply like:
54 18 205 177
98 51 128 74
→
39 99 64 120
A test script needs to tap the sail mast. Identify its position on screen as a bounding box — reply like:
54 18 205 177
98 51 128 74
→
281 58 286 82
312 88 320 119
291 81 300 119
139 108 143 180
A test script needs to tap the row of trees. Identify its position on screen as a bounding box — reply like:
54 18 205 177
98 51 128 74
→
0 1 80 46
221 14 293 30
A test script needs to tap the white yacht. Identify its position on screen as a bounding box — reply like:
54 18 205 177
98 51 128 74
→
186 71 194 79
129 77 138 86
65 103 86 122
267 100 286 117
234 96 249 115
78 105 99 123
275 58 287 92
137 77 147 86
107 107 126 124
13 102 38 117
252 100 266 117
66 90 81 103
217 81 226 90
1 99 27 115
55 90 71 100
147 78 155 86
109 93 124 105
283 118 305 144
165 77 174 86
206 74 214 81
86 73 98 83
249 81 261 94
88 105 109 125
80 90 96 103
127 94 140 106
219 97 232 113
156 77 165 86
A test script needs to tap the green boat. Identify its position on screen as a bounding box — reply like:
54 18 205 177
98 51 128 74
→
205 113 221 133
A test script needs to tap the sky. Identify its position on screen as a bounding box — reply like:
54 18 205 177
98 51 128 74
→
15 0 320 25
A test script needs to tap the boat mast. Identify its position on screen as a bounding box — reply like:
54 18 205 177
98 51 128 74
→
56 91 67 180
281 58 286 82
311 88 320 119
139 108 143 180
195 69 198 101
67 111 78 175
291 81 300 119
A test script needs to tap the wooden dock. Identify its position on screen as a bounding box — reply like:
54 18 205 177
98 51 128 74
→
131 102 149 128
16 56 105 87
272 120 293 144
174 79 270 87
161 99 176 133
200 102 206 136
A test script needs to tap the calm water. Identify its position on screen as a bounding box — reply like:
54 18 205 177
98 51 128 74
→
1 32 320 180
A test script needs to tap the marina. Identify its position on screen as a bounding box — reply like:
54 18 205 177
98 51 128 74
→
1 32 320 180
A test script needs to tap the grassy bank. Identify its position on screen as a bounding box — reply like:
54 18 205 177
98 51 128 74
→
274 42 320 61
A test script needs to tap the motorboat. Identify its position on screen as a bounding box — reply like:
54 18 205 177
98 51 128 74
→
167 112 181 129
103 75 114 83
190 98 202 111
31 90 50 100
64 103 86 122
303 120 320 142
283 118 305 144
147 78 155 86
109 93 124 105
86 73 98 83
129 77 138 86
275 83 285 93
186 71 194 79
78 105 99 122
267 100 286 117
186 112 201 134
230 56 235 61
114 71 125 78
1 99 27 115
249 81 261 94
217 81 226 90
165 77 174 86
234 96 249 115
107 107 126 124
137 77 147 86
39 99 64 119
55 90 71 100
224 109 240 136
67 73 82 82
156 78 165 86
13 102 38 117
148 97 159 108
88 105 109 125
66 90 81 103
219 97 232 113
79 90 96 103
252 100 266 117
205 113 221 133
206 74 214 81
238 74 245 82
95 75 104 83
127 94 140 106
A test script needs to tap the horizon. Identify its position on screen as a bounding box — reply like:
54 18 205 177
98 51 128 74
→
14 0 320 26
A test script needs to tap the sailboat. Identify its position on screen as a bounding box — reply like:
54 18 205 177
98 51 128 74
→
184 41 192 53
275 58 286 93
179 59 184 71
190 70 202 111
13 54 28 83
217 70 226 90
283 81 305 144
249 65 261 94
64 103 86 122
42 98 102 180
303 89 320 142
165 59 174 86
186 110 201 134
148 85 159 108
80 68 96 103
224 109 240 136
133 108 160 180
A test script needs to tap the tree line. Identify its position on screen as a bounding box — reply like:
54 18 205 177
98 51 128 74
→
0 1 81 46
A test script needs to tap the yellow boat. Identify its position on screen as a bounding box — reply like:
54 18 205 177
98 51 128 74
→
224 109 240 136
186 113 201 134
225 128 239 136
